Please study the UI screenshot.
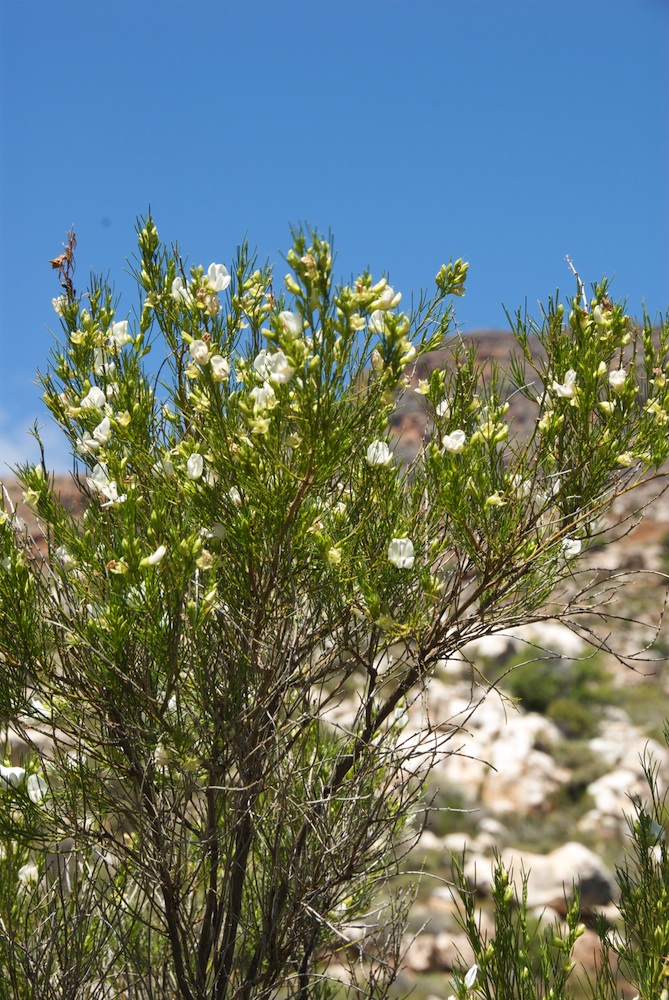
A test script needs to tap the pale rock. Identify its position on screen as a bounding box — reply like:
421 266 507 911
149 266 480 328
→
577 808 624 838
469 842 617 913
402 933 437 973
433 931 475 971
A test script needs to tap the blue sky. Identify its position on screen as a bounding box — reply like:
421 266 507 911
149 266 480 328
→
1 0 667 474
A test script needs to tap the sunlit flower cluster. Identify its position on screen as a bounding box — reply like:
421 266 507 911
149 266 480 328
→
171 262 231 317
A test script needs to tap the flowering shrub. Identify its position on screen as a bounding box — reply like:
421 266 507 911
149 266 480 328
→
0 217 667 999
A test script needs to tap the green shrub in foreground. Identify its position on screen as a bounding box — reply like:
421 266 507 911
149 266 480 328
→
0 218 668 998
449 738 669 1000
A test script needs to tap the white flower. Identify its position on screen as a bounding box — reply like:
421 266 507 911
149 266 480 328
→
187 454 204 480
552 369 578 398
189 339 211 365
80 386 106 410
155 454 175 477
86 463 126 506
206 263 231 292
592 304 612 328
171 276 193 304
108 320 132 349
229 486 243 507
608 368 627 393
366 440 393 467
52 295 67 316
510 474 531 497
76 431 100 455
210 355 230 381
369 310 386 334
92 416 112 447
442 429 466 453
464 963 479 989
388 537 415 569
562 537 582 559
201 522 226 541
86 462 111 494
371 285 401 310
154 744 171 768
400 340 416 365
140 544 167 568
27 773 48 803
250 381 276 411
54 545 76 571
17 863 39 889
279 310 303 339
93 349 116 376
0 764 26 789
436 398 451 418
253 349 295 384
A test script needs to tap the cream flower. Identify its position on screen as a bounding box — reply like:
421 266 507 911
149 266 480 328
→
253 349 295 384
388 537 415 569
442 429 466 453
279 310 303 339
562 537 582 559
204 293 221 317
86 463 126 506
552 369 577 398
0 764 26 789
93 349 116 376
366 440 393 467
76 432 100 455
464 964 478 989
54 545 76 571
187 454 204 480
171 276 193 304
93 416 112 447
250 381 276 411
80 386 106 410
371 285 401 310
485 491 505 507
369 310 386 335
27 773 48 803
189 339 211 365
108 320 132 350
140 544 167 568
206 263 231 292
210 355 230 381
17 863 39 889
608 368 627 393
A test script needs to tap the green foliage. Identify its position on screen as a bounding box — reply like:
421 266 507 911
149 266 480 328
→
449 852 586 1000
546 699 598 740
549 739 609 805
504 657 611 719
0 216 668 998
448 737 669 1000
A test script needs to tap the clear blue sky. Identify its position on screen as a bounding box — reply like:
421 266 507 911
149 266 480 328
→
1 0 667 473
